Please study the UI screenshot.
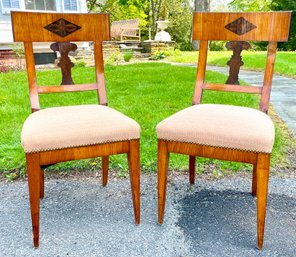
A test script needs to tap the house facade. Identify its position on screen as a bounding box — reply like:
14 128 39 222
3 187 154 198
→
0 0 88 64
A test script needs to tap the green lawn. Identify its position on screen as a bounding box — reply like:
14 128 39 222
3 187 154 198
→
168 51 296 77
0 63 290 176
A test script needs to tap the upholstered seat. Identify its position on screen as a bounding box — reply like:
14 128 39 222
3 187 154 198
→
21 105 141 153
157 104 274 153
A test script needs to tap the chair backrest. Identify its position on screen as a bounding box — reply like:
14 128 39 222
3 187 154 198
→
192 12 291 113
11 12 110 112
111 19 139 39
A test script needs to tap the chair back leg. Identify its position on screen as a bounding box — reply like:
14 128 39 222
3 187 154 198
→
102 156 109 187
189 156 196 184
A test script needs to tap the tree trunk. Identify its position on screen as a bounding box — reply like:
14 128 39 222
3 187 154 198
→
150 0 163 39
195 0 210 11
192 0 211 50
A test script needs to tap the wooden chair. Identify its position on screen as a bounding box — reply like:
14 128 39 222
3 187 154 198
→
11 12 140 248
157 12 291 249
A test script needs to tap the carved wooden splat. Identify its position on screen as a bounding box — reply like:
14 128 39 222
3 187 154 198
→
225 41 251 85
50 42 77 85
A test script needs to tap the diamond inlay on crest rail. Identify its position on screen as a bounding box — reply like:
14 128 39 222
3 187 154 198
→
44 18 81 38
225 17 257 36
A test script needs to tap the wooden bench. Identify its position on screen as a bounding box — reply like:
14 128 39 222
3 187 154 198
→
111 19 140 42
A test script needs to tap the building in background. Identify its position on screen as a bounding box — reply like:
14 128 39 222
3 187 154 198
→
0 0 88 64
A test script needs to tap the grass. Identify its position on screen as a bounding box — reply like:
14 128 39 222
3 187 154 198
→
0 63 291 176
168 51 296 77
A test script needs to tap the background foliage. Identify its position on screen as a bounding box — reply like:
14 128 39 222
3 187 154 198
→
271 0 296 51
229 0 296 51
87 0 193 50
165 0 192 50
87 0 295 51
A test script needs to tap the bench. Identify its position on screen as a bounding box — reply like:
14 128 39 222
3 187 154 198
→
111 19 141 42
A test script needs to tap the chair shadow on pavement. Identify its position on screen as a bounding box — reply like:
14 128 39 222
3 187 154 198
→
177 189 296 255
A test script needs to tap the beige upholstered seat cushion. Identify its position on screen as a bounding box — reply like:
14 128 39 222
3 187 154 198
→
21 105 140 153
156 104 275 153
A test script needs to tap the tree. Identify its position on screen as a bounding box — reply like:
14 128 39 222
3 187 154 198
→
228 0 295 51
192 0 210 50
149 0 163 37
86 0 105 11
166 0 193 50
87 0 148 30
195 0 210 12
87 0 147 22
270 0 296 51
228 0 271 11
86 0 193 50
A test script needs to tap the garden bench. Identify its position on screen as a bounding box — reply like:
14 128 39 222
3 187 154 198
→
111 19 141 42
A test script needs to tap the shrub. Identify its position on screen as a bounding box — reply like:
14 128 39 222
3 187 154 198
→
11 43 24 58
0 62 10 73
179 41 194 51
173 49 182 56
123 51 133 62
0 62 23 72
105 53 121 65
151 51 167 60
162 50 172 56
11 43 25 69
75 60 87 68
209 41 226 51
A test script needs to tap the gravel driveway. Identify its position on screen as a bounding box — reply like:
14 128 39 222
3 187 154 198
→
0 173 296 257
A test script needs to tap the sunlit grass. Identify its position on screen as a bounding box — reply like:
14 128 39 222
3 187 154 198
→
168 51 296 77
0 63 290 174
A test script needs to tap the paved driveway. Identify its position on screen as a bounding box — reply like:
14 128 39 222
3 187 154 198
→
1 175 295 257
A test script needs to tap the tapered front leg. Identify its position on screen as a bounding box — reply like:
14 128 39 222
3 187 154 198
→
26 153 41 248
158 140 169 224
256 153 270 250
102 156 109 187
189 155 196 184
128 139 140 224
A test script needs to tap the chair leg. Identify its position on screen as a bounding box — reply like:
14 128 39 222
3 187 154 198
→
189 155 196 184
128 139 140 224
40 167 44 199
102 156 109 187
26 153 41 248
252 163 257 196
158 140 169 224
256 153 270 250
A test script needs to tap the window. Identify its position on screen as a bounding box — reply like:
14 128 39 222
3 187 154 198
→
2 0 20 9
64 0 77 11
25 0 56 11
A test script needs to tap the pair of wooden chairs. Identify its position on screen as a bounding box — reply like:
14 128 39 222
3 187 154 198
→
12 11 291 249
